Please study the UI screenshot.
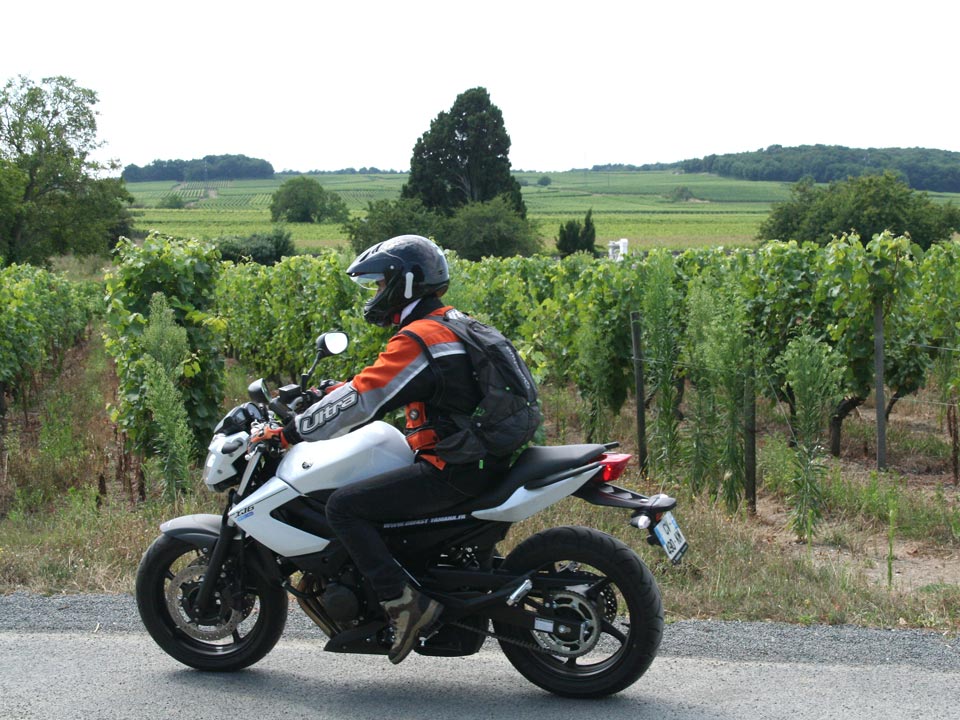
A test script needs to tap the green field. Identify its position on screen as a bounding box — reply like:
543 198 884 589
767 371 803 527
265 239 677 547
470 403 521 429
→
123 171 802 251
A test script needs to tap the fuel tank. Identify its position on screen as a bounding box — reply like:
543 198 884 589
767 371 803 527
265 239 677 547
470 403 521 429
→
275 421 415 493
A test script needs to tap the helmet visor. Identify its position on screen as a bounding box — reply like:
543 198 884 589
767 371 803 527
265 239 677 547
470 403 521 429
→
352 273 386 292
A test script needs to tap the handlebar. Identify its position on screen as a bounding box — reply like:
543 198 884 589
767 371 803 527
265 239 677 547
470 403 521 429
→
269 397 294 423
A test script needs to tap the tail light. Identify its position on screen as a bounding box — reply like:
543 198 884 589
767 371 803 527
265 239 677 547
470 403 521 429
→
595 453 632 482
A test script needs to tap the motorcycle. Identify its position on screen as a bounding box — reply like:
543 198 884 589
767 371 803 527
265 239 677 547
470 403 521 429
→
136 331 688 698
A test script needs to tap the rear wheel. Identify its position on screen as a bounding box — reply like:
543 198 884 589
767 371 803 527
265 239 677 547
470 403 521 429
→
494 525 663 698
136 534 287 671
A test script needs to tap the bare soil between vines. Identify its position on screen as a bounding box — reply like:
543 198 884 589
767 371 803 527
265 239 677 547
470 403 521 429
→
756 492 960 592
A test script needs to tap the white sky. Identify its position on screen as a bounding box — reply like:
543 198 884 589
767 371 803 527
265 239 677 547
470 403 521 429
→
3 0 957 173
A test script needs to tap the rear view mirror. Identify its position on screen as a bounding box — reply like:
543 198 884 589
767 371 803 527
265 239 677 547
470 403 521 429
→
301 332 350 392
316 332 349 357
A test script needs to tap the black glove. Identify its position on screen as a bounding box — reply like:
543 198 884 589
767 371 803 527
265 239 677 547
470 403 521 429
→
290 380 340 412
316 379 340 394
282 416 303 445
298 379 339 406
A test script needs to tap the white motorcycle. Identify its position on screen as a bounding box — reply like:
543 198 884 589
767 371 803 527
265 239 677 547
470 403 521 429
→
136 332 687 698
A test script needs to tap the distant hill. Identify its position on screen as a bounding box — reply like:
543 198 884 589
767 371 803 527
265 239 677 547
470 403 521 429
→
594 146 960 193
122 154 274 183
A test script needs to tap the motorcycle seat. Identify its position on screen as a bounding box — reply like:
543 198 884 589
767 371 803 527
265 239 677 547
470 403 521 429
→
506 444 608 488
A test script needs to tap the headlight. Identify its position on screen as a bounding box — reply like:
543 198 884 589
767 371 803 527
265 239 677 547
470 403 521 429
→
201 449 219 485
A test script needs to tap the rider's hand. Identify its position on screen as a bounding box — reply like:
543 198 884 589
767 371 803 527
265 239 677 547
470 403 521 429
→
290 380 337 412
315 379 340 395
248 421 289 451
293 379 341 411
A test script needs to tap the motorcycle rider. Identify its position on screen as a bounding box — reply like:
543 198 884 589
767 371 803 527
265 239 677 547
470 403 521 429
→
253 235 513 664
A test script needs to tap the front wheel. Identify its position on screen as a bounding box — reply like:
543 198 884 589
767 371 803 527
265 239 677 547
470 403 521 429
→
494 526 663 698
136 534 288 671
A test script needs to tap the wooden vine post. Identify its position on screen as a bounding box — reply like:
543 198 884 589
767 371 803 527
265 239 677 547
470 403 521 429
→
630 311 648 473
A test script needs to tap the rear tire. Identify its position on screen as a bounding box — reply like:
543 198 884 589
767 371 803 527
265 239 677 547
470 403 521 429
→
495 525 663 698
136 534 287 671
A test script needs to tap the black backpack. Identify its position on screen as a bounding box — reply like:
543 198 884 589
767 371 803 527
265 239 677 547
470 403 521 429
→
406 309 541 464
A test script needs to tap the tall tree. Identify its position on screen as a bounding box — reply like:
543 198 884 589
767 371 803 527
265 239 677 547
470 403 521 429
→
402 87 526 217
0 75 130 265
581 208 596 253
557 218 582 257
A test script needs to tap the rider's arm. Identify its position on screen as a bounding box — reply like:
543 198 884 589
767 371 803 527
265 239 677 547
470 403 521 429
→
284 332 439 443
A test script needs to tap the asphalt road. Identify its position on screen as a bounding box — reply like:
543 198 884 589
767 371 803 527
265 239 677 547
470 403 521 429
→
2 593 959 720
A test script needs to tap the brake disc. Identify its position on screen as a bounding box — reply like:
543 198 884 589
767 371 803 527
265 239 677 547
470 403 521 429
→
165 562 244 641
598 584 619 623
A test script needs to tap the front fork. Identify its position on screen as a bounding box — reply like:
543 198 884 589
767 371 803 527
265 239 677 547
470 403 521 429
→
194 495 239 614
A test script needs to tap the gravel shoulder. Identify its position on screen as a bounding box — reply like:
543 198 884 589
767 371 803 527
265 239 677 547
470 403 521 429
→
3 591 959 670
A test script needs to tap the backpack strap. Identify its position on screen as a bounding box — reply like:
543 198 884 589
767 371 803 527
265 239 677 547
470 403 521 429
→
400 328 445 405
416 311 472 352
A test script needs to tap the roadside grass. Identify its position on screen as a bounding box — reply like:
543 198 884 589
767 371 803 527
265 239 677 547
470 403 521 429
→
0 484 218 593
1 341 959 631
509 481 960 630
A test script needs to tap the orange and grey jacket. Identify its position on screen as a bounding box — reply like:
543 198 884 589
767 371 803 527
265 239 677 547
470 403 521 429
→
285 297 481 468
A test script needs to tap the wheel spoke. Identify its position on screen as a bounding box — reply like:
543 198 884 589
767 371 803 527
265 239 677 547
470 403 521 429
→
587 576 613 596
601 619 628 645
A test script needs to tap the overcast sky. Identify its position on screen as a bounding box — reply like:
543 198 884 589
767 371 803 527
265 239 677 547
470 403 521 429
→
3 0 956 173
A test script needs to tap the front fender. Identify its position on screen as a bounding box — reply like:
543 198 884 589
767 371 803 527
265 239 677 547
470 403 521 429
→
160 513 229 550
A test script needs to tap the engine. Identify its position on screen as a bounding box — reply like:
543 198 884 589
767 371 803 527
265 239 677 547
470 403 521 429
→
320 582 360 625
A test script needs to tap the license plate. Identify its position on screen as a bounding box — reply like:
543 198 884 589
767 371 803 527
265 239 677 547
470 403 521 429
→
653 511 688 564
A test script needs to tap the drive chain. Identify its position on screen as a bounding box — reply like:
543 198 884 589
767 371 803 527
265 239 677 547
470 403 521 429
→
447 620 553 655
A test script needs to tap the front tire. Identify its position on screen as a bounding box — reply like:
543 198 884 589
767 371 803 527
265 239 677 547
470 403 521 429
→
136 534 288 671
494 526 663 698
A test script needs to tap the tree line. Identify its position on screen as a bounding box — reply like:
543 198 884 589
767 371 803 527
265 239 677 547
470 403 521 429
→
122 154 275 183
621 145 960 193
278 167 404 175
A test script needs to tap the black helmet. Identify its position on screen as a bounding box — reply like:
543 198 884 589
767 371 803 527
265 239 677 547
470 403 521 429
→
347 235 449 326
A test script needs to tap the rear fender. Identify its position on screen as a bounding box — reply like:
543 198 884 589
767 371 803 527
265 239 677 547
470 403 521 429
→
574 483 677 513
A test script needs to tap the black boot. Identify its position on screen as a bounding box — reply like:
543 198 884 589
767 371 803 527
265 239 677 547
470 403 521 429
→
380 585 443 664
